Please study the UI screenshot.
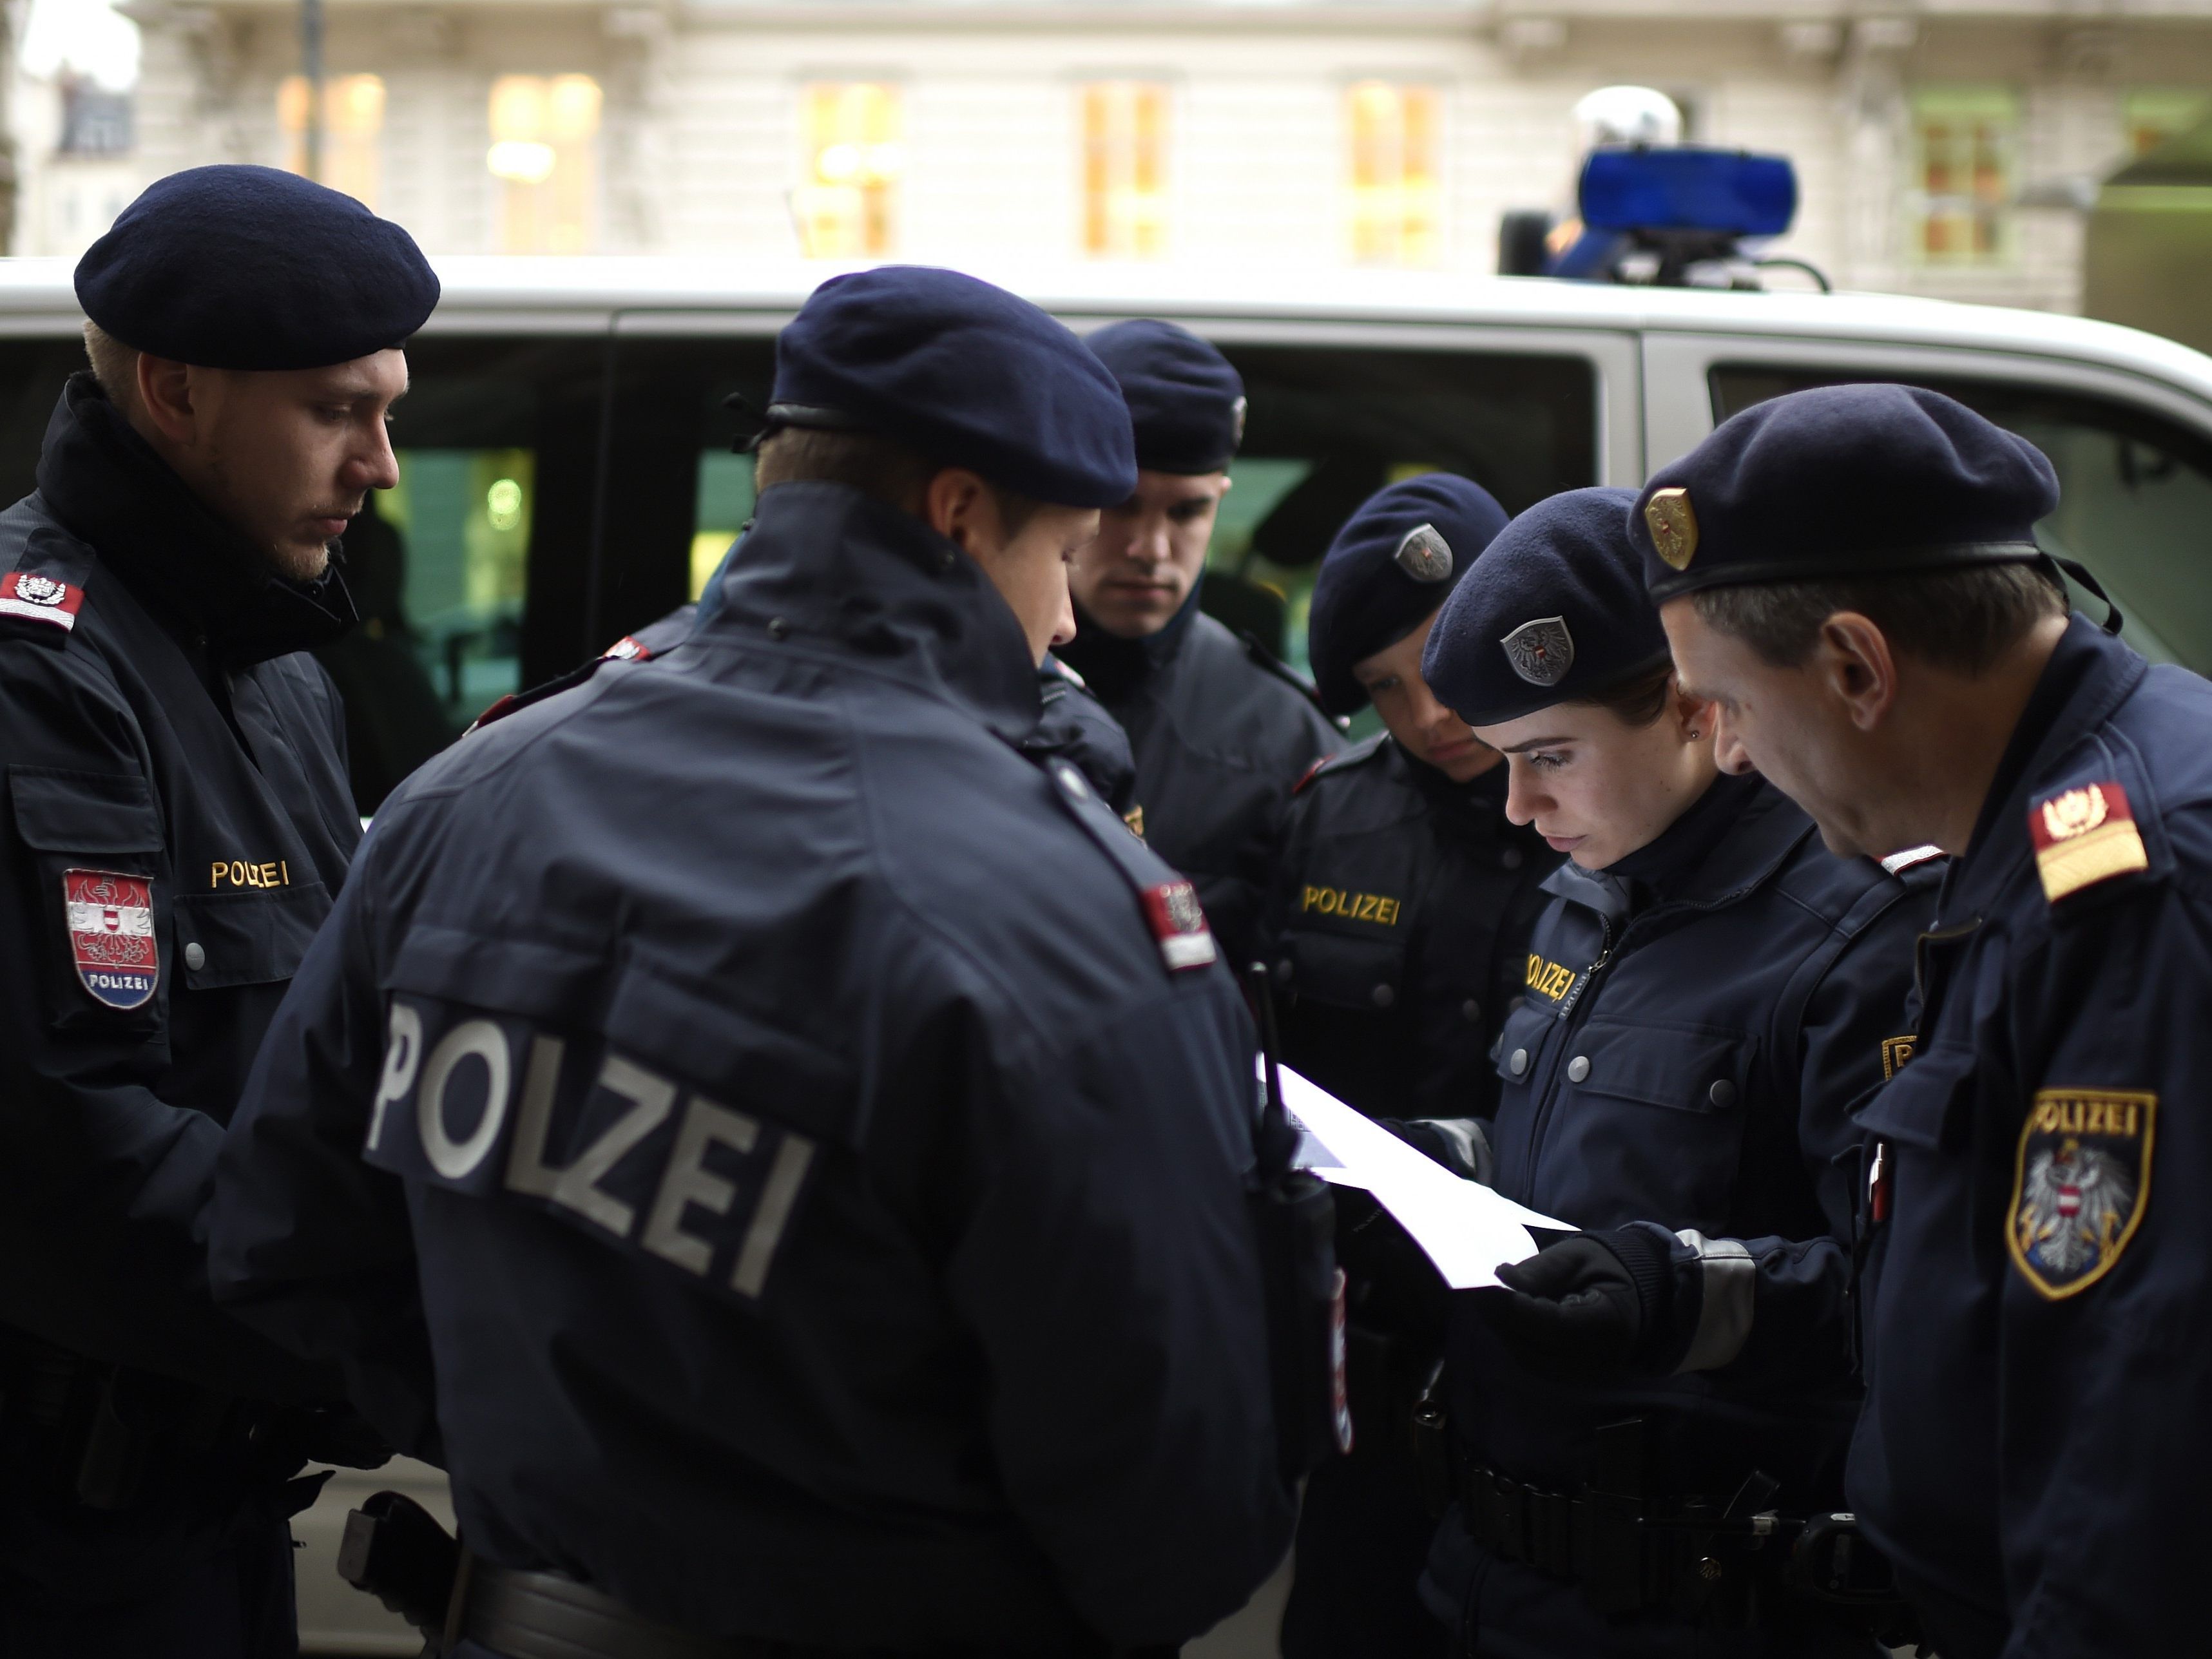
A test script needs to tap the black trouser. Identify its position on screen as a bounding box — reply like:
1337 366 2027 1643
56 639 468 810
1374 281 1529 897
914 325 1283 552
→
0 1512 300 1659
1280 1318 1450 1659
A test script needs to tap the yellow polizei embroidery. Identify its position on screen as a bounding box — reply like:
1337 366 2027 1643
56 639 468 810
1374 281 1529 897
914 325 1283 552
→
1524 953 1577 1002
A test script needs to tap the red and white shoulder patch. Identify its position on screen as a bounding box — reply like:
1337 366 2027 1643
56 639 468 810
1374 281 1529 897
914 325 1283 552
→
1142 879 1219 972
0 570 84 631
2030 780 2148 903
64 868 158 1008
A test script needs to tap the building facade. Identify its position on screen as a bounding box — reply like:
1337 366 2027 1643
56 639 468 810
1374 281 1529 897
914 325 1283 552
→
25 1 2212 312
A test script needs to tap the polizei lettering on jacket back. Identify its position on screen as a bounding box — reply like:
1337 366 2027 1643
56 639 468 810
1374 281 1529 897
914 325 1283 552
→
363 999 816 1302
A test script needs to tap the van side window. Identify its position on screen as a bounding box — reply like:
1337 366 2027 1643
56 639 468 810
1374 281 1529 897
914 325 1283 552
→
1713 365 2212 674
620 334 1597 678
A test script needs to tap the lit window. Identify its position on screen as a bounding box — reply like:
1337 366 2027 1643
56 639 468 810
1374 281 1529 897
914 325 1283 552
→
1081 82 1169 260
1910 88 2017 266
1347 81 1441 267
487 75 601 254
2122 90 2211 158
794 83 902 258
279 74 385 209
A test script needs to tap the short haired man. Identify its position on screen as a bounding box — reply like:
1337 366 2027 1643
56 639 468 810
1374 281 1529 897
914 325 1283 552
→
0 166 434 1655
208 268 1303 1654
1640 382 2212 1659
1060 320 1340 970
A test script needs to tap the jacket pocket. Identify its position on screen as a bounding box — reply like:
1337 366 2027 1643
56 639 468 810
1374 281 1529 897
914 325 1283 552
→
9 765 162 854
1280 925 1410 1016
1494 997 1559 1086
9 766 168 1030
384 928 858 1147
171 884 332 990
1566 1019 1756 1115
1853 1039 1974 1153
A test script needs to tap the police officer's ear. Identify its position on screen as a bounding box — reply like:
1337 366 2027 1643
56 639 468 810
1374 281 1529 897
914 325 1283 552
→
1666 676 1718 748
133 353 206 448
1808 611 1901 733
922 466 1005 558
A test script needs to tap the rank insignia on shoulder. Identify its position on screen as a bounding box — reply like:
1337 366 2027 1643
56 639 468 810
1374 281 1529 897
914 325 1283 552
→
2029 780 2148 903
0 570 86 631
1122 804 1145 839
1142 879 1218 972
1880 1035 1916 1079
2009 1088 2155 1299
64 868 158 1009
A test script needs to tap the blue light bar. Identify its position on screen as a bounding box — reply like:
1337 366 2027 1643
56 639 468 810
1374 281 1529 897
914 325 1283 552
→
1578 147 1798 238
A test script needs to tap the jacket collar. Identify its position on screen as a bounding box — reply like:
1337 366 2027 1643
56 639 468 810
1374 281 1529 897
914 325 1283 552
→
1945 613 2151 917
1542 771 1803 919
700 481 1043 744
37 375 357 669
1057 578 1205 702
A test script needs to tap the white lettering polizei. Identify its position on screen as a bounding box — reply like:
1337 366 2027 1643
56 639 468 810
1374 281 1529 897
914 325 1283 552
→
549 1056 675 1237
504 1034 569 1198
366 1003 425 1153
640 1095 760 1276
416 1019 514 1180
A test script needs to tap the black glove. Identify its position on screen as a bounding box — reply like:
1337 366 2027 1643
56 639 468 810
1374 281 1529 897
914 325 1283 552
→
252 1403 396 1474
1481 1226 1676 1377
1384 1116 1494 1185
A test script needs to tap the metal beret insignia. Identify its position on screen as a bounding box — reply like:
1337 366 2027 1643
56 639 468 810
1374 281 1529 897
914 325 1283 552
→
1394 524 1454 583
1645 487 1698 571
1230 396 1248 445
1501 616 1574 687
2008 1088 2155 1299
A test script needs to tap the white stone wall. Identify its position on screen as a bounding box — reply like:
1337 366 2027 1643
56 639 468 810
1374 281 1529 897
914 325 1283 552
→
53 1 2212 313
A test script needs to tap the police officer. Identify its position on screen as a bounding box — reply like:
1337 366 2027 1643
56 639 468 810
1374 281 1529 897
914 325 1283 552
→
1640 384 2212 1659
1267 472 1553 1124
1412 488 1938 1657
207 267 1305 1656
0 166 430 1656
1269 474 1554 1659
1061 319 1340 968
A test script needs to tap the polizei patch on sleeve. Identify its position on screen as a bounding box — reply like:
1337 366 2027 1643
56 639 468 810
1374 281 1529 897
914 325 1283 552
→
0 570 86 631
64 868 158 1008
2008 1088 2155 1299
1141 879 1218 972
2029 780 2147 903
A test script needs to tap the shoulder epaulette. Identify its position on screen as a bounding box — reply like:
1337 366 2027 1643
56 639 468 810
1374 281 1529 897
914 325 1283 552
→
1236 629 1347 731
1293 732 1387 794
0 524 99 647
465 655 610 736
1880 844 1946 876
2029 779 2149 903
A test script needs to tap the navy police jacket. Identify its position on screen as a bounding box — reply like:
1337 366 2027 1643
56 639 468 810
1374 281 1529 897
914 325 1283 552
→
209 482 1296 1652
0 376 353 1400
1849 617 2212 1659
1264 735 1553 1122
1061 593 1340 972
1444 774 1933 1601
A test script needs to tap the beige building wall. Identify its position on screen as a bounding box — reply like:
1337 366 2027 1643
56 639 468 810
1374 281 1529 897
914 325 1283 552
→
49 1 2212 314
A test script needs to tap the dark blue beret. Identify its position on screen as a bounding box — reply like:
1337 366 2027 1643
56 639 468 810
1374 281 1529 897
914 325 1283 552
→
1632 383 2059 601
1086 320 1246 475
1307 473 1510 716
75 166 438 370
771 266 1136 509
1423 487 1670 727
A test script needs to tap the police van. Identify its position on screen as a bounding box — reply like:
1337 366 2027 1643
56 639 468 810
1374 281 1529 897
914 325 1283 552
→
1 254 2206 1650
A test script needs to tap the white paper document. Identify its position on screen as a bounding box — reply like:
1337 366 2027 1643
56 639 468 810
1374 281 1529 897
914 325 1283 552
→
1271 1063 1569 1291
